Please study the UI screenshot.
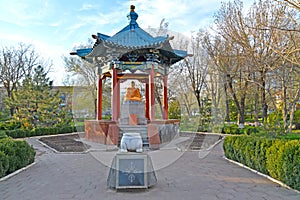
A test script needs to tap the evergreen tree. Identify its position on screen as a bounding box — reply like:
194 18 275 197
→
6 65 66 128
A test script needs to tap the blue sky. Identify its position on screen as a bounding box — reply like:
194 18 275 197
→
0 0 254 85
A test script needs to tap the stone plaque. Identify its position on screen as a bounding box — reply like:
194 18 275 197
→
116 154 148 189
107 153 157 189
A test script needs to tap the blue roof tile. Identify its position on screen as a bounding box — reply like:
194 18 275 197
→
71 5 188 64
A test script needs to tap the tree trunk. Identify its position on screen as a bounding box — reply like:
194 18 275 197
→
261 70 268 123
224 83 230 124
182 94 192 117
282 82 288 133
288 88 300 132
226 74 246 128
254 84 259 126
238 95 246 128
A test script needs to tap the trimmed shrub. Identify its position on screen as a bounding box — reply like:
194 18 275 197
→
223 136 273 174
222 124 242 135
0 151 9 177
253 138 273 174
224 136 300 191
266 140 286 180
4 125 84 139
0 121 21 130
267 140 300 190
0 138 35 178
243 126 259 135
59 126 74 134
0 131 7 139
280 140 300 190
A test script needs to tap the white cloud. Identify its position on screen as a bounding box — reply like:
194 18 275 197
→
0 0 257 86
49 20 64 27
0 0 53 27
79 4 95 11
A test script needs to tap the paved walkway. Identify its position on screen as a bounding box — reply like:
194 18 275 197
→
0 135 299 200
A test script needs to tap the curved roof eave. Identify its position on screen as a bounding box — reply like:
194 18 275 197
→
76 48 93 57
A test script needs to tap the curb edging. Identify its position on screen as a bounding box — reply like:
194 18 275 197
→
0 162 36 182
223 156 300 194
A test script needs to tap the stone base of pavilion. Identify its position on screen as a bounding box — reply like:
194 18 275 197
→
84 119 180 150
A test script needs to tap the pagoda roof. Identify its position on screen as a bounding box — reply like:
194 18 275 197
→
71 6 187 65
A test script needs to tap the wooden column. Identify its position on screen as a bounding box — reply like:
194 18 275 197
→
112 68 118 121
163 75 168 120
97 75 103 120
149 66 155 120
145 82 150 120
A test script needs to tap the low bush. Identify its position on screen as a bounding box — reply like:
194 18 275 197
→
0 151 9 177
222 124 263 135
223 136 300 191
0 121 21 130
222 124 242 135
0 138 35 178
243 126 260 135
0 131 7 139
266 140 300 190
4 125 84 139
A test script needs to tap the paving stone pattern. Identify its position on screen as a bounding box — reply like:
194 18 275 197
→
0 136 299 200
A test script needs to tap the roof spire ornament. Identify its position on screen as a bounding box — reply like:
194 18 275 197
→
127 5 138 30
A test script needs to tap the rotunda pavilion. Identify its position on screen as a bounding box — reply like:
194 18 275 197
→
71 5 188 149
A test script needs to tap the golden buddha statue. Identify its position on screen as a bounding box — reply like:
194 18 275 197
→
124 81 142 101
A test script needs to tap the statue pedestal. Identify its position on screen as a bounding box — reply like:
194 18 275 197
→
120 101 147 125
107 153 157 189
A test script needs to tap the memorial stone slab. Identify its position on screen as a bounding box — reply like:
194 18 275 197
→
107 153 157 189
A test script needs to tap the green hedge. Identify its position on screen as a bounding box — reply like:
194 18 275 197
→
266 140 300 190
223 136 300 191
222 124 242 135
0 131 7 139
222 124 261 135
0 138 35 178
3 125 84 139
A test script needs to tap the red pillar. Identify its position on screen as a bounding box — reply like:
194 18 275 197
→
97 75 103 120
163 75 168 120
149 66 155 120
112 68 118 121
117 78 120 119
145 82 150 120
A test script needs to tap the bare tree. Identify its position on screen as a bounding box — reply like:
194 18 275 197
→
209 0 254 128
175 30 211 130
63 56 98 118
246 0 300 132
205 58 227 131
278 0 300 10
169 68 196 117
0 43 49 115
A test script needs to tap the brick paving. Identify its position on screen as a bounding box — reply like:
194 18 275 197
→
0 135 299 200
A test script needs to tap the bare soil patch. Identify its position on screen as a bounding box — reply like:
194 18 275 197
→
38 133 222 153
178 132 223 151
39 134 90 152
